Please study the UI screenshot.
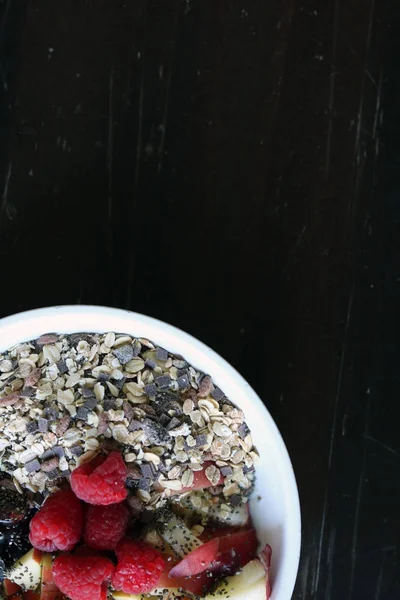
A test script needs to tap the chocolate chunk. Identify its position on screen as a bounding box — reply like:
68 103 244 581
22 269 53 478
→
142 418 169 445
238 423 250 439
128 419 143 432
57 360 68 374
21 386 35 398
145 359 156 370
177 375 189 389
243 464 254 474
76 407 89 420
114 377 126 390
173 359 187 369
82 387 95 398
153 391 182 416
144 383 157 398
53 446 65 458
44 405 58 421
83 397 97 410
26 421 38 434
140 464 154 479
103 398 116 411
229 494 242 507
220 466 233 477
46 469 60 480
139 479 151 491
70 445 84 456
132 343 141 357
166 417 181 431
113 344 134 365
38 418 48 433
159 414 170 427
155 375 171 389
155 347 168 362
41 449 55 460
195 434 208 447
97 372 110 382
211 387 225 401
25 459 41 473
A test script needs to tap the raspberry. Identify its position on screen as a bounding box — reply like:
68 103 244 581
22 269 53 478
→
53 554 114 600
70 452 127 505
29 489 83 552
84 503 130 550
112 539 165 594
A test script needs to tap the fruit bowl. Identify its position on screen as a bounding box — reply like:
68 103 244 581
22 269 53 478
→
0 305 301 600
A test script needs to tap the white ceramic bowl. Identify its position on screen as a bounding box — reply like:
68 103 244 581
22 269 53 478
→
0 305 301 600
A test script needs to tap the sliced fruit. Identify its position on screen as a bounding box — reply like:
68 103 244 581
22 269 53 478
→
202 559 266 600
40 554 62 600
112 593 157 600
157 510 202 557
169 539 220 578
203 577 267 600
23 592 41 600
3 579 22 597
6 548 42 591
179 463 224 494
209 528 258 575
156 565 210 597
259 544 272 600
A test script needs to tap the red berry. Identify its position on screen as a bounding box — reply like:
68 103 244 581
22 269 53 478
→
112 539 165 594
70 452 127 505
29 489 83 552
84 503 130 550
53 554 114 600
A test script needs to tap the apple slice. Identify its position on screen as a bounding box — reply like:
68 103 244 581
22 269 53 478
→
40 554 63 600
6 548 42 591
202 559 266 600
156 564 211 597
157 510 202 557
169 539 220 577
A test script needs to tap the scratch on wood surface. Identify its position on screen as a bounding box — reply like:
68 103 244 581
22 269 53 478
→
325 0 339 179
313 282 355 596
125 45 146 309
348 394 371 599
374 556 384 600
0 161 12 230
365 434 399 457
158 3 179 171
107 66 114 223
0 60 7 91
0 0 12 46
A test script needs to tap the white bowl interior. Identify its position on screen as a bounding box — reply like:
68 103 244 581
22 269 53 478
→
0 306 301 600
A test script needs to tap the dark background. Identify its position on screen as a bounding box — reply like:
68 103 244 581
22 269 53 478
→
0 1 399 598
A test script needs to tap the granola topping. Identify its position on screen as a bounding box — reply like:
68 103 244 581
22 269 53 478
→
0 332 258 510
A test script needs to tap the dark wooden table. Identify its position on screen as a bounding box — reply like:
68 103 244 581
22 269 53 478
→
1 1 399 598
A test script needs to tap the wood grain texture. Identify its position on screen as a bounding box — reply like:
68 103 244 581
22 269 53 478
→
0 1 399 598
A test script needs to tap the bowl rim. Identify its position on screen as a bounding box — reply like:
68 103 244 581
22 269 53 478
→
0 305 301 599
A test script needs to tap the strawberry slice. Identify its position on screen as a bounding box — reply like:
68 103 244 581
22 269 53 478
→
169 539 220 578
